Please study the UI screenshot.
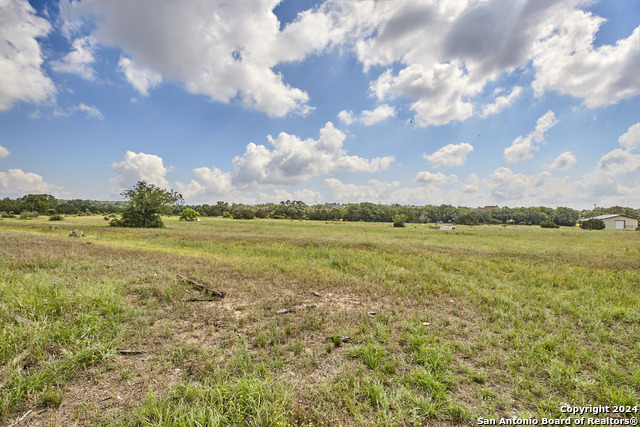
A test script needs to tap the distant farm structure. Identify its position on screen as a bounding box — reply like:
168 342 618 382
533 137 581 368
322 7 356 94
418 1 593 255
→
579 214 638 230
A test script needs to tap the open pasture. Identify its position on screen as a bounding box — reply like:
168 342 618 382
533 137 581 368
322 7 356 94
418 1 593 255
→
1 216 638 425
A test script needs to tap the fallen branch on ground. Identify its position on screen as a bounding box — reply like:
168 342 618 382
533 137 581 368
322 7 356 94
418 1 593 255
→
177 275 225 298
117 350 145 355
276 304 316 314
10 410 32 427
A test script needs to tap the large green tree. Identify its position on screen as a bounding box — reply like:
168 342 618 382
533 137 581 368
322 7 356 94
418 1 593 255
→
111 181 183 228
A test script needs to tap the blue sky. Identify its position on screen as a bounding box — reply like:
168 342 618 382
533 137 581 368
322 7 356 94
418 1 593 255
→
1 0 639 208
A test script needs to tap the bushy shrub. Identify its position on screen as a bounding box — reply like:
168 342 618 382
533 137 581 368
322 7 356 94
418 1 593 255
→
49 214 64 221
540 221 559 228
20 211 40 219
1 211 15 218
233 209 255 220
393 214 407 227
222 211 233 218
179 208 200 221
254 208 268 219
580 219 605 230
454 213 478 225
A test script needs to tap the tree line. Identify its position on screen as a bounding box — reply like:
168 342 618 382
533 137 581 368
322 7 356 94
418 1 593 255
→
3 192 638 227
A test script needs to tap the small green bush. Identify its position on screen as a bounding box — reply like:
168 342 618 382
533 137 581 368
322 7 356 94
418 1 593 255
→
393 214 407 227
222 211 233 218
19 211 40 219
540 221 559 228
241 209 255 220
49 214 64 221
580 219 605 230
179 208 200 221
1 211 15 218
454 213 478 226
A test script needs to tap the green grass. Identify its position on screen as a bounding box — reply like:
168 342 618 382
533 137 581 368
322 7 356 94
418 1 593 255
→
0 216 639 425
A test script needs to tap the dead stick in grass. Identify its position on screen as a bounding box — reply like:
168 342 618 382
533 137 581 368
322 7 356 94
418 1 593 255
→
10 410 32 427
117 350 145 355
177 275 225 298
276 304 316 314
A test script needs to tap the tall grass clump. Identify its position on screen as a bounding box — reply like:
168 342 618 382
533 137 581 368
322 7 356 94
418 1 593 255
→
0 265 127 417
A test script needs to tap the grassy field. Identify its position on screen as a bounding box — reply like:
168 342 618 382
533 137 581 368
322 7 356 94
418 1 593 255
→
1 216 638 426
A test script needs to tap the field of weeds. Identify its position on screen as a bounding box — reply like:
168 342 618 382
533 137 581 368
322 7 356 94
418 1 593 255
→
1 216 639 426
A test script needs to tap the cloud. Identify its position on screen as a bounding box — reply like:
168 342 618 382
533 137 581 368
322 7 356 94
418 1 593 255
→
231 122 393 186
75 103 104 120
486 167 572 204
370 63 480 127
324 178 400 203
479 86 523 118
63 0 342 117
175 166 232 200
118 56 162 96
619 122 640 152
361 105 396 125
0 144 10 159
596 149 640 175
423 142 474 168
338 104 396 126
109 151 170 195
414 171 458 185
461 173 481 194
334 155 395 172
326 0 640 126
177 122 394 200
337 110 355 125
324 177 445 205
0 0 55 110
547 152 577 171
50 36 96 80
570 123 640 205
0 168 64 197
532 11 640 108
504 110 558 163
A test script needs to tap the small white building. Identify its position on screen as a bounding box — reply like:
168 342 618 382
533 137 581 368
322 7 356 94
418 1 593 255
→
582 214 638 230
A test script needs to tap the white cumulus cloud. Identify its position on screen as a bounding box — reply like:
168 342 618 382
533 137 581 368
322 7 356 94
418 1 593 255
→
619 122 640 152
0 0 55 110
596 149 640 176
532 10 640 108
547 152 577 171
479 86 523 118
414 171 458 185
505 110 558 163
337 110 355 125
50 36 96 80
62 0 342 117
486 167 572 204
338 104 396 126
0 168 64 197
324 177 446 205
0 144 10 159
118 56 162 96
177 122 394 200
423 142 474 168
324 0 640 126
75 103 104 120
231 122 393 186
109 151 170 195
